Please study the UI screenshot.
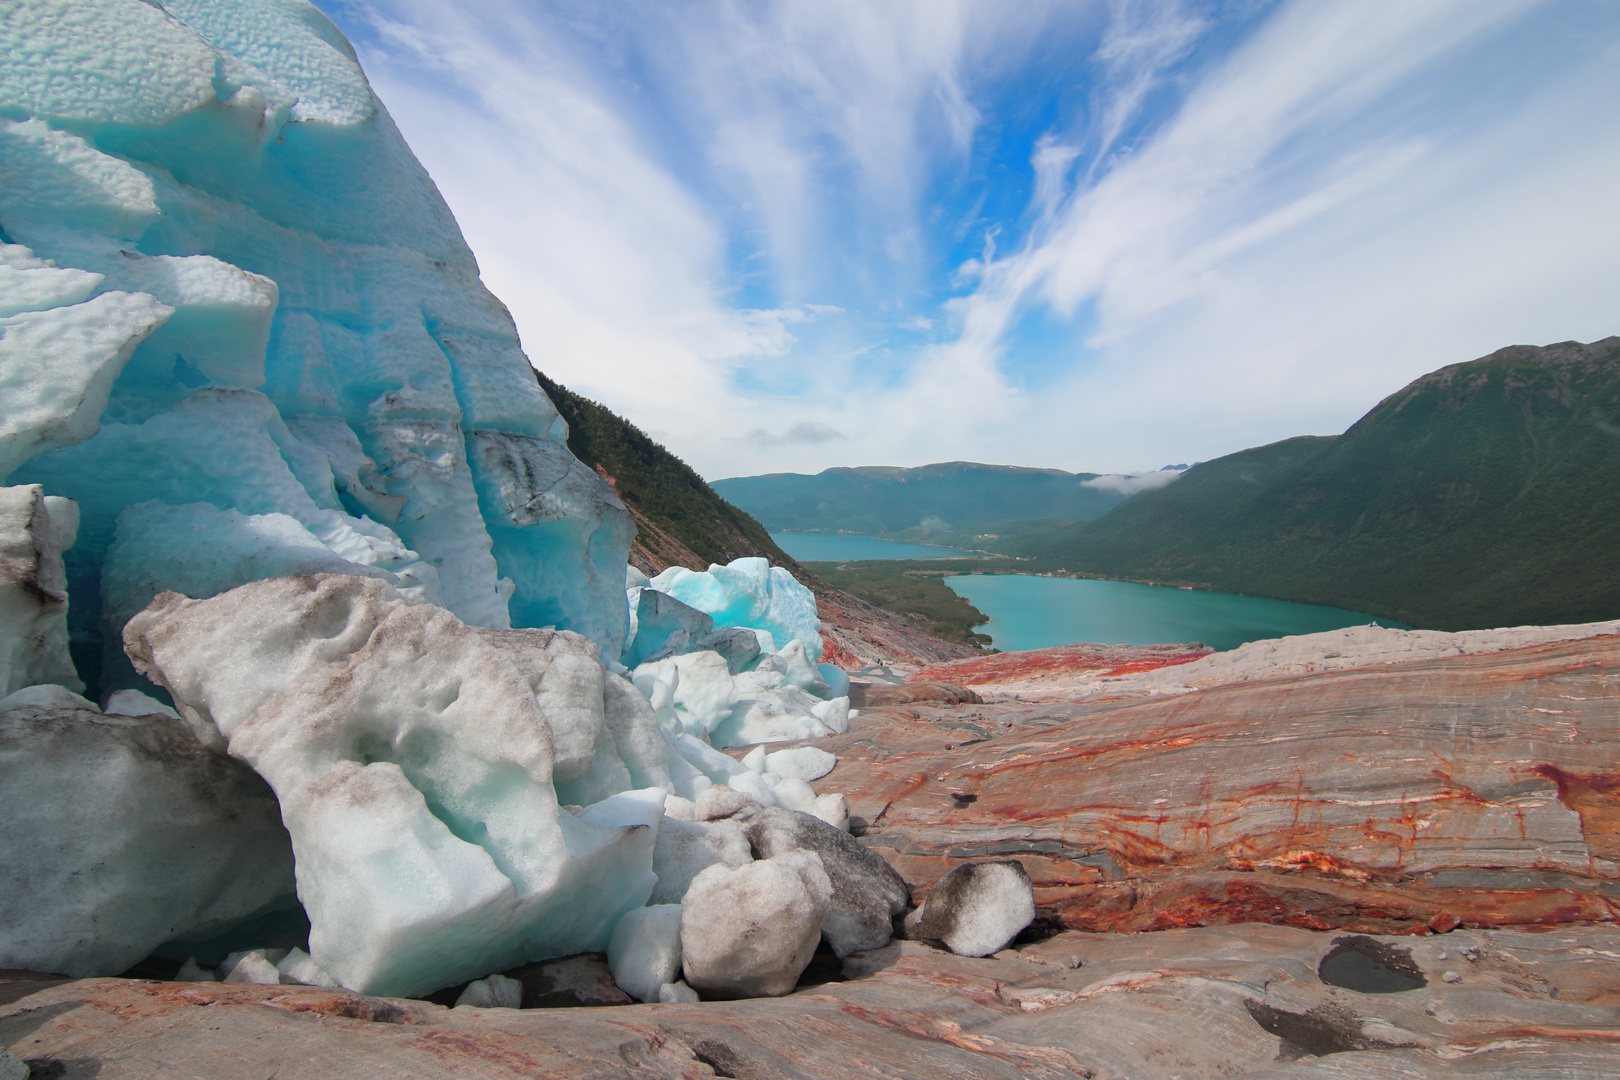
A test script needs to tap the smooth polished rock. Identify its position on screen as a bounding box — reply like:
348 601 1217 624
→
6 923 1620 1078
824 627 1620 936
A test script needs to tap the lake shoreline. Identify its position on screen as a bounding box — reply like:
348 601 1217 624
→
945 572 1406 654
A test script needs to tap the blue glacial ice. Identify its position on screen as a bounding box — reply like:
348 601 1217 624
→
649 558 824 663
1 0 630 695
0 0 880 999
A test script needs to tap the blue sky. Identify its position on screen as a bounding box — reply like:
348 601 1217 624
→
316 0 1620 480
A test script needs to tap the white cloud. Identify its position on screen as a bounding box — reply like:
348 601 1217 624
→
939 0 1620 470
1082 468 1186 496
745 421 848 447
321 0 1620 480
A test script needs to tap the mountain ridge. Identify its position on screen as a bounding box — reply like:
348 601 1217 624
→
712 459 1137 535
962 337 1620 630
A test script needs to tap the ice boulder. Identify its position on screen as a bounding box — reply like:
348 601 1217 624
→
607 904 684 1003
622 588 713 668
680 850 832 998
277 948 339 988
649 558 823 663
696 626 763 675
223 952 283 985
2 0 635 697
0 485 82 696
0 703 296 977
102 688 179 718
711 683 849 747
649 815 754 906
94 498 442 695
0 683 94 711
634 640 852 749
456 974 523 1009
658 980 700 1003
125 573 675 998
765 745 838 784
741 807 910 958
904 860 1035 957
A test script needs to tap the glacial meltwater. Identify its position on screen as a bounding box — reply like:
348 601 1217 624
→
770 533 972 561
944 574 1408 653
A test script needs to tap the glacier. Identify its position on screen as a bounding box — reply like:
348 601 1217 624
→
1 0 630 697
0 0 891 1001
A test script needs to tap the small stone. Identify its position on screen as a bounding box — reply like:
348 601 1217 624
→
1428 910 1461 934
1442 970 1462 983
0 1048 28 1080
996 983 1082 1012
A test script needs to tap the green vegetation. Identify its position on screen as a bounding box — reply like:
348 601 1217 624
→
711 461 1129 535
534 370 795 567
802 559 1000 647
972 339 1620 631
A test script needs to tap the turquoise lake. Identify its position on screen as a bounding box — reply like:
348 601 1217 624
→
771 532 972 561
944 573 1407 653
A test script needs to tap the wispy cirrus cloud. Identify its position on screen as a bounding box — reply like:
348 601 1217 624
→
317 0 1620 480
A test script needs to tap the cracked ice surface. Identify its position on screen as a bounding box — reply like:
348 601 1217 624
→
0 0 631 696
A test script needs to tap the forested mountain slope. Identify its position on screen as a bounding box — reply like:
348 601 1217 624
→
712 461 1132 535
994 338 1620 630
535 371 978 665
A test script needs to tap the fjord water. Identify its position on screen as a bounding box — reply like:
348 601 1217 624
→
771 532 972 561
945 574 1406 653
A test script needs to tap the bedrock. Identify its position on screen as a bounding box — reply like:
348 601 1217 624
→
7 924 1620 1078
828 626 1620 935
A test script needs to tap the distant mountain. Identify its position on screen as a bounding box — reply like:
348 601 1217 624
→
711 461 1163 535
981 337 1620 630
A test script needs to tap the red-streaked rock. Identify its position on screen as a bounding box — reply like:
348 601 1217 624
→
911 641 1212 698
818 632 1620 935
850 682 983 707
